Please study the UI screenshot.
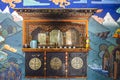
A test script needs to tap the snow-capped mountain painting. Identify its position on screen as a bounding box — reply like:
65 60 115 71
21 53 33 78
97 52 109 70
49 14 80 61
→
2 6 10 14
89 12 119 45
0 6 23 23
0 6 22 38
103 12 119 30
12 11 23 22
89 17 109 34
89 17 110 39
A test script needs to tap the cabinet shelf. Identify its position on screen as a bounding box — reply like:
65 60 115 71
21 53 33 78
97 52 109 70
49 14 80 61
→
22 48 90 53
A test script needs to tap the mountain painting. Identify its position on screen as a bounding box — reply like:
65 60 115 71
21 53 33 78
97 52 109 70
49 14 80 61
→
92 0 120 4
23 0 50 6
0 0 120 80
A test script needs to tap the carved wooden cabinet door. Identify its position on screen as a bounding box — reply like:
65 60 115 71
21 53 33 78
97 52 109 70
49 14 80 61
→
68 53 87 77
46 52 66 77
25 52 44 77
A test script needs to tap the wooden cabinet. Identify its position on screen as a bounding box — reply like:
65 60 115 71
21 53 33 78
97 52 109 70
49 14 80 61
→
25 52 87 78
15 8 97 78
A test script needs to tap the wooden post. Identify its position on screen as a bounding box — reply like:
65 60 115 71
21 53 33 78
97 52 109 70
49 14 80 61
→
63 33 66 46
44 51 47 78
46 32 50 45
65 52 68 78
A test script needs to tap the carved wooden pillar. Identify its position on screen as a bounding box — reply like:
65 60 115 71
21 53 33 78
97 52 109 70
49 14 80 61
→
46 32 50 45
63 32 66 46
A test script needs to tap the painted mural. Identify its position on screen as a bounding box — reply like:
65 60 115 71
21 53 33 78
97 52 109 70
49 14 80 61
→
0 0 120 80
0 6 23 80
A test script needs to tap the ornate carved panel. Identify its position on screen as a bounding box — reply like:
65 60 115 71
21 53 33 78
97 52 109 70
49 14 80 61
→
46 52 66 77
25 52 44 77
23 20 88 48
68 53 87 77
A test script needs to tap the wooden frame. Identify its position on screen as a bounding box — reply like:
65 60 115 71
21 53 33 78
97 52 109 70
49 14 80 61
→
22 19 89 52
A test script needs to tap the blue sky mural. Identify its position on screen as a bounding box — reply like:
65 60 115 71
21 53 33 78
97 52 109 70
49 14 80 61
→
0 0 120 21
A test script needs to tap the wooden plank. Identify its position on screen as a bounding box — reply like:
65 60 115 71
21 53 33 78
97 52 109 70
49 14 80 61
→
25 76 87 78
22 48 89 53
